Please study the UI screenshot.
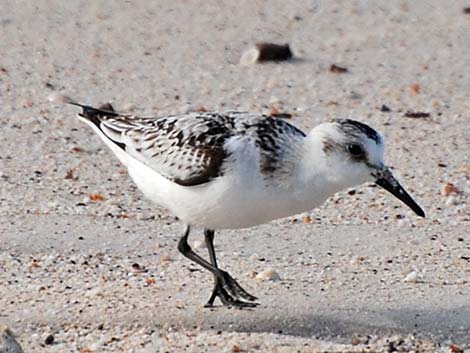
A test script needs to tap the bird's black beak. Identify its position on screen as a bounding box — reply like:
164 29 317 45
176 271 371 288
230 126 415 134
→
373 167 425 218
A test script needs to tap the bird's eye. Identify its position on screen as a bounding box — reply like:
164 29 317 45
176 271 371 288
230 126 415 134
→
347 144 364 158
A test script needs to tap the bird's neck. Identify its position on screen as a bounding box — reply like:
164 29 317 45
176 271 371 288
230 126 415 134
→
291 131 350 208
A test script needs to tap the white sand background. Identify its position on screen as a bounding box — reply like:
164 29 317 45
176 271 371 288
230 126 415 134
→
0 0 469 352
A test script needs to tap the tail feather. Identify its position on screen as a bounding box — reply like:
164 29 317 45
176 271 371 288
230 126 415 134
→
70 102 119 127
48 92 119 126
50 93 126 150
73 104 126 150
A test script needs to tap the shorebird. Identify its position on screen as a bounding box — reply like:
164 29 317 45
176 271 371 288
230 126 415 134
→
60 95 425 308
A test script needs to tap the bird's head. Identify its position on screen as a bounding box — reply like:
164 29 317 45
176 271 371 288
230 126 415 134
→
312 119 425 217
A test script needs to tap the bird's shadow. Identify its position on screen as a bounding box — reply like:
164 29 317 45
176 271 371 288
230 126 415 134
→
165 305 470 345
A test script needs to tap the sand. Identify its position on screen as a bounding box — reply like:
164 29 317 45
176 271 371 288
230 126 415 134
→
0 0 469 352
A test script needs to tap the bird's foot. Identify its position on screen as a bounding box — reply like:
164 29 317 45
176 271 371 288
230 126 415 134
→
205 285 258 309
205 271 258 309
220 270 257 302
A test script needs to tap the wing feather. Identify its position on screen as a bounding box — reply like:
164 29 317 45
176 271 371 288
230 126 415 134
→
97 112 233 186
77 106 306 186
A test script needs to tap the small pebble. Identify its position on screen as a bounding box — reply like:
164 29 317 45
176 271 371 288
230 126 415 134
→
350 255 365 265
409 83 420 95
255 268 281 281
44 334 54 345
240 43 292 66
404 271 418 283
329 64 348 73
351 337 361 345
441 182 460 196
403 111 430 118
380 104 392 112
450 343 464 353
160 254 172 262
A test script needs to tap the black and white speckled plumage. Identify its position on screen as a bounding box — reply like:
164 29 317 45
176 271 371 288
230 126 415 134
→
78 105 306 186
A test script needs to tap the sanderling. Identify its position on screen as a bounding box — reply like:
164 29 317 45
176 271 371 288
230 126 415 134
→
57 94 425 308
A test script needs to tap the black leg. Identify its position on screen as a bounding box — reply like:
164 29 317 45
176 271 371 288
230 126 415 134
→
177 225 258 308
177 225 218 274
203 228 258 308
204 229 218 267
204 229 219 307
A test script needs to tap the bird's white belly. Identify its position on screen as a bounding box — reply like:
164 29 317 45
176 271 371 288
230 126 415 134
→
126 155 328 229
173 179 296 229
165 180 312 229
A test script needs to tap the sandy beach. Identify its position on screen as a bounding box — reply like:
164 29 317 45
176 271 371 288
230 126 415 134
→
1 0 469 352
